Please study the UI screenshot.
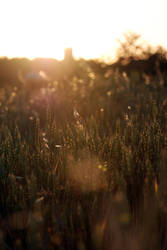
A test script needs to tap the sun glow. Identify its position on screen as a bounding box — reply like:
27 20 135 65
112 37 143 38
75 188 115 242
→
0 0 167 61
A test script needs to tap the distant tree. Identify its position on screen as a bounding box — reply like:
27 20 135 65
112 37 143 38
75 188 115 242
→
116 32 150 61
110 32 167 84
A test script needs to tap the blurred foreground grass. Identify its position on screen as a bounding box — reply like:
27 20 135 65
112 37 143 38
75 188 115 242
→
0 63 167 249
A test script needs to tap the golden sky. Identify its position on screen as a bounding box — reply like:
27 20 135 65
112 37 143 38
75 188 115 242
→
0 0 166 61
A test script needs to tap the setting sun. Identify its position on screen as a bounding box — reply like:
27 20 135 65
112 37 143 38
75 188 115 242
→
0 0 167 60
1 1 167 248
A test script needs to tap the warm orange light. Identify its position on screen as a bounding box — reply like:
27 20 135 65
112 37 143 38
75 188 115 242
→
0 0 167 60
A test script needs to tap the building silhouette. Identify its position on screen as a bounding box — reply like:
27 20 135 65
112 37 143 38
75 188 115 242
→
64 48 73 61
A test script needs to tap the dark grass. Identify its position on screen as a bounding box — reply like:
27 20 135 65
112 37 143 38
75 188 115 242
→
0 64 167 249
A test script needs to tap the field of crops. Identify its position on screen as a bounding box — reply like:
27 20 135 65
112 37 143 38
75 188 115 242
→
0 60 167 250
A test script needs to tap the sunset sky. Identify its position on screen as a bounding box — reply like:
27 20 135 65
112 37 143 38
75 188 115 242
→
0 0 166 61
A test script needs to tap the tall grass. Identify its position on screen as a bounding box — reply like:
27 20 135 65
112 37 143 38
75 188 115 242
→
0 65 167 249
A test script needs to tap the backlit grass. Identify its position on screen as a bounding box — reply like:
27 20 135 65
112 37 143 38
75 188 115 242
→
0 64 167 249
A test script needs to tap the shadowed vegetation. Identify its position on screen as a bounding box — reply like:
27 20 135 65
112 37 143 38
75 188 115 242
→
0 38 167 249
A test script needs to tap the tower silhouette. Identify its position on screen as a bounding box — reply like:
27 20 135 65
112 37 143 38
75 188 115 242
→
64 48 73 61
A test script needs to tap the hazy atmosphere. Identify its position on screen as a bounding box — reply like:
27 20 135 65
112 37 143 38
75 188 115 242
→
0 0 167 60
1 1 167 249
